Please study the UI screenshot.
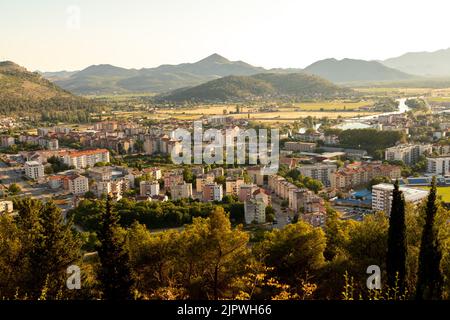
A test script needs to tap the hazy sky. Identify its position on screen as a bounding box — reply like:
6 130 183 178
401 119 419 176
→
1 0 449 71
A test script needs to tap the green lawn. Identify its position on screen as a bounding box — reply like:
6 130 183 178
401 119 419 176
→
418 186 450 202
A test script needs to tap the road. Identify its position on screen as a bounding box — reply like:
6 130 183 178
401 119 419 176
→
0 160 63 200
270 193 292 229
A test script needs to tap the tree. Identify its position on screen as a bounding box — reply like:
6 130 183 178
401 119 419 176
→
27 201 82 298
257 221 326 292
386 180 407 294
97 195 134 300
180 207 249 299
416 177 444 300
265 206 276 223
183 167 194 183
8 183 21 195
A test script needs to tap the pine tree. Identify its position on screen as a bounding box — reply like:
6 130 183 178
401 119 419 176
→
97 195 134 300
13 199 82 298
416 176 443 300
386 180 407 294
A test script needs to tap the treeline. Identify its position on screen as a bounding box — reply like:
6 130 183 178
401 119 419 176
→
0 97 102 123
338 129 405 155
1 180 450 300
68 197 245 231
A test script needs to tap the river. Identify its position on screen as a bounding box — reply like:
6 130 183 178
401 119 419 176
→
335 98 410 130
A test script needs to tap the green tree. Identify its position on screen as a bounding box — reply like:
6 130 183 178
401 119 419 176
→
416 177 444 300
8 183 21 195
257 221 326 292
97 196 134 300
386 180 407 293
183 167 194 183
28 201 82 298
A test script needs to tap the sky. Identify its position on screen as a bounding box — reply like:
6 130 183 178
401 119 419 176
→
1 0 450 72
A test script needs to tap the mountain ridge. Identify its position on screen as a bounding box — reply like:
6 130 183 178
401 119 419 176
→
156 72 355 103
303 58 415 83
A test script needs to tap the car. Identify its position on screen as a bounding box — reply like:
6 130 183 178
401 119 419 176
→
272 220 278 225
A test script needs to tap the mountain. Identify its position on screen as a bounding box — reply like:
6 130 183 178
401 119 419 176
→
0 61 94 120
49 54 268 95
381 48 450 77
303 58 415 83
39 70 79 81
156 72 354 102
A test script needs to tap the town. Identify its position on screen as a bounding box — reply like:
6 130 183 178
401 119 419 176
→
1 97 449 232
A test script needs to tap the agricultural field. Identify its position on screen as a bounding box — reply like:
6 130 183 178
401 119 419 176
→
149 100 377 122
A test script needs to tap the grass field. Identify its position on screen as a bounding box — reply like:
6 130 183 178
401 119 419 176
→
418 186 450 202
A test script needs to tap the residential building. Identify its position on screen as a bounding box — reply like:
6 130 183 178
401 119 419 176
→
225 177 244 196
140 181 160 197
247 166 265 186
330 163 401 190
195 173 215 192
372 183 428 215
298 163 337 186
384 144 432 165
171 182 193 200
426 155 450 175
238 184 259 202
24 161 45 180
284 141 316 152
0 135 15 148
202 183 223 202
243 188 270 225
64 174 89 195
62 149 110 169
163 173 184 191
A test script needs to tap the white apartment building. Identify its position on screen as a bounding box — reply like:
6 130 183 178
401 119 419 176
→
372 183 428 215
298 163 337 186
62 149 110 169
426 155 450 176
65 175 89 195
385 144 432 165
24 161 45 180
171 182 193 201
140 181 160 197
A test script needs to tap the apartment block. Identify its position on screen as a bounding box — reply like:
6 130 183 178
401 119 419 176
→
384 144 432 165
372 183 428 215
171 182 193 201
62 149 110 169
298 163 337 186
24 161 45 180
225 177 244 196
202 183 223 202
140 181 160 197
64 174 89 195
284 141 316 152
426 155 450 175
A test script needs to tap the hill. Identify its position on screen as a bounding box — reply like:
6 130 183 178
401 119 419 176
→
48 54 268 95
381 48 450 77
303 58 415 83
156 73 354 102
0 61 96 122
